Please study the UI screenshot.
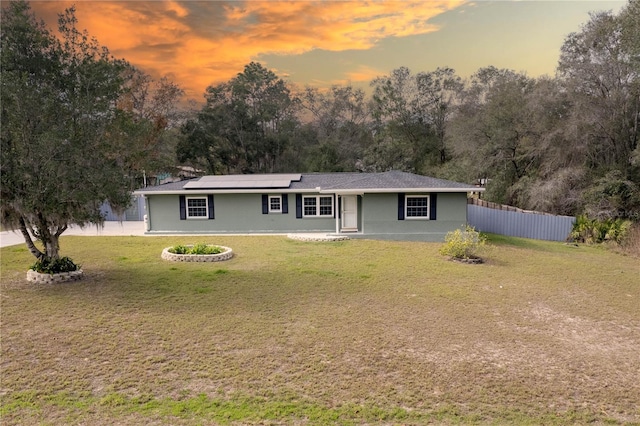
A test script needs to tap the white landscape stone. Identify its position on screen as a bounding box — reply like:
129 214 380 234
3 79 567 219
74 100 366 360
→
26 269 84 284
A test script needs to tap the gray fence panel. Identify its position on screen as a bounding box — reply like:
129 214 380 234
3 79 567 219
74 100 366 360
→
101 195 145 221
467 204 575 241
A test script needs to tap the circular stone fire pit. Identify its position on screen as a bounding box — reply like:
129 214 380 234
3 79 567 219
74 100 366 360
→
161 245 233 262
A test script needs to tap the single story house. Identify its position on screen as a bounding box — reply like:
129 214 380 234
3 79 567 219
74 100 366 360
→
135 171 483 241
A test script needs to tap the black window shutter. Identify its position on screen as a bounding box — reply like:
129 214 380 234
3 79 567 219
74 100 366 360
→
179 195 186 220
262 194 269 214
282 194 288 214
430 193 437 220
338 196 342 219
296 194 302 218
208 194 215 219
398 193 405 220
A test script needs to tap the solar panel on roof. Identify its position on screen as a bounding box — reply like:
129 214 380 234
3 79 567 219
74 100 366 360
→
183 174 301 189
196 174 301 181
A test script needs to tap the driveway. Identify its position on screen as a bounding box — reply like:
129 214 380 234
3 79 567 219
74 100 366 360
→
0 221 146 248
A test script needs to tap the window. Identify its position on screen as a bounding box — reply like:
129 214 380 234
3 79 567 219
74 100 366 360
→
263 194 288 214
303 197 316 216
180 195 213 220
269 195 282 213
187 197 208 219
405 195 429 219
303 195 333 217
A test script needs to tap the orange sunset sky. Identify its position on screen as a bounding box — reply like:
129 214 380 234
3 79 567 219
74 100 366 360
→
27 1 626 102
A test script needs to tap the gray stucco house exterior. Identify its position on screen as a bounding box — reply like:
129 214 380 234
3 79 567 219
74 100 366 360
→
135 171 482 241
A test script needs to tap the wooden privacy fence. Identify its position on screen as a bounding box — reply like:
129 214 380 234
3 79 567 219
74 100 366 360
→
467 198 575 242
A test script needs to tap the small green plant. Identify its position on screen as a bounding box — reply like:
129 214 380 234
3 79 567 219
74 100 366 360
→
168 244 224 255
190 243 223 255
439 226 486 260
30 256 79 274
169 245 189 254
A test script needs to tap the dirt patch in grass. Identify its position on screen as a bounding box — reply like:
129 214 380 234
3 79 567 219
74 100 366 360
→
1 235 639 424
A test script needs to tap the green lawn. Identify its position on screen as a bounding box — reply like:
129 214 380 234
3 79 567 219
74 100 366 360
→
1 235 639 425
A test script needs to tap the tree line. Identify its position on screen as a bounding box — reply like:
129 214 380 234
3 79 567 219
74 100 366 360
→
178 0 639 220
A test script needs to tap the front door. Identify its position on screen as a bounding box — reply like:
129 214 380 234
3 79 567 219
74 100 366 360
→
341 195 358 232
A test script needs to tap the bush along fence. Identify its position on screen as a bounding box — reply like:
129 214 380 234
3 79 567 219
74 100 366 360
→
467 198 575 242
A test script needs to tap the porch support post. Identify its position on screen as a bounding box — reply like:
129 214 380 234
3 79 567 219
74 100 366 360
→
335 194 340 234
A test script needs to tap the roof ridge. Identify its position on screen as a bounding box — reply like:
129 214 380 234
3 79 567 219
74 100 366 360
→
318 171 382 190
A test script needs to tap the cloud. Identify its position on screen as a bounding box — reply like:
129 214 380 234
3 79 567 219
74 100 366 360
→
29 1 466 100
344 66 386 83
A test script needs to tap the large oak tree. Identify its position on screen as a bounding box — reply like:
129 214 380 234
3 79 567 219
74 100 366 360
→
1 1 179 264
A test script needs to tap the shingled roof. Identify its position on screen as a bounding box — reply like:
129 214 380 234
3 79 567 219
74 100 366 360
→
301 171 476 191
136 171 481 194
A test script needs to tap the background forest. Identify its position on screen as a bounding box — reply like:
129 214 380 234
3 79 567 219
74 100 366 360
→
176 1 639 220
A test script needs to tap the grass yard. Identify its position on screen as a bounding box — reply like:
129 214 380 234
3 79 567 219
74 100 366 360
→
1 235 639 425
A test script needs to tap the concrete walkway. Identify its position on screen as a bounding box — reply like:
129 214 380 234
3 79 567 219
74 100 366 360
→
287 233 350 242
0 221 146 248
0 222 351 248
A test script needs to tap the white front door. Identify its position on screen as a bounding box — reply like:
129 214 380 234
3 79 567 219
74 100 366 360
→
341 195 358 231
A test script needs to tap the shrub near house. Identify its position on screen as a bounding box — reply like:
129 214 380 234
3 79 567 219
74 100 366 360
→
439 226 486 262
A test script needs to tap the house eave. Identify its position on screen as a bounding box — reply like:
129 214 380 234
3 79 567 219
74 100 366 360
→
134 188 323 196
134 174 485 196
324 187 484 195
135 187 483 196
